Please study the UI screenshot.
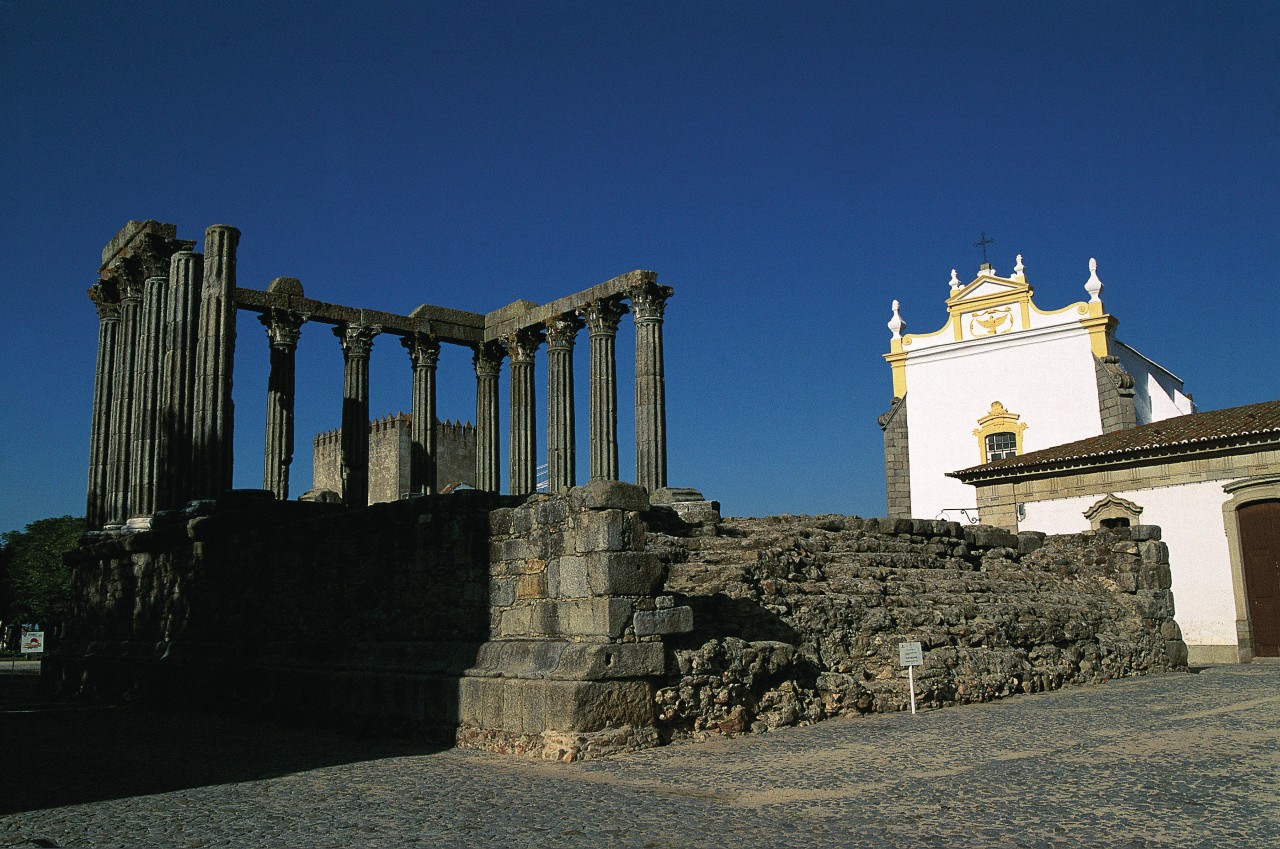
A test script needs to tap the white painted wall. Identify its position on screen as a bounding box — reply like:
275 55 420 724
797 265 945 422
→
905 325 1102 519
1020 480 1238 648
1114 341 1196 424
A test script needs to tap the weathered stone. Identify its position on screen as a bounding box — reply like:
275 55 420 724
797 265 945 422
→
570 480 651 512
586 551 664 596
633 606 694 636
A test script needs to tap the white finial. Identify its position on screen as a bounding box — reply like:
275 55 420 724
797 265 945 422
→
1084 257 1103 302
1013 254 1025 277
888 299 905 339
948 269 961 290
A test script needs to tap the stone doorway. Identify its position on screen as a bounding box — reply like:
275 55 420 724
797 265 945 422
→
1240 499 1280 657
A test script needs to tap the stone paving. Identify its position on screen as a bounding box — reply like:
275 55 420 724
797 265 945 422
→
1 664 1278 848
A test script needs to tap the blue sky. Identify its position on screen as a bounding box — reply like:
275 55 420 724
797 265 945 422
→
1 1 1277 534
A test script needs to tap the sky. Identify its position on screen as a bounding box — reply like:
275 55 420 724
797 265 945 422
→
1 0 1277 535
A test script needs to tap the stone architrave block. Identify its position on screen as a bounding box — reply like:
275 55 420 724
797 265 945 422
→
497 605 533 637
559 597 633 638
504 677 547 733
489 576 517 608
570 480 651 512
1129 525 1162 541
543 679 655 731
555 555 590 598
585 551 664 596
574 510 627 553
458 676 505 729
554 642 665 680
671 501 721 525
633 606 694 636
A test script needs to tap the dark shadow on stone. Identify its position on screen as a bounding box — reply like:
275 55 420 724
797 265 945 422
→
672 593 802 645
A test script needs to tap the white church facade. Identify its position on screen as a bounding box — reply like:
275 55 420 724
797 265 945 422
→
879 255 1194 524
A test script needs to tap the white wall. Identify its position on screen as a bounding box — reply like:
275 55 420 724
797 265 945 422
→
1020 480 1237 648
905 325 1102 519
1114 342 1195 424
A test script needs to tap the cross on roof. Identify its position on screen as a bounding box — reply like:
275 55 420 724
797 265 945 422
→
974 231 995 264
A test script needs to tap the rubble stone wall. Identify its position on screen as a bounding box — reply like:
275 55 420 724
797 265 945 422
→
649 514 1187 740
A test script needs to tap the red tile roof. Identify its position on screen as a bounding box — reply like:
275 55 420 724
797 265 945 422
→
949 399 1280 481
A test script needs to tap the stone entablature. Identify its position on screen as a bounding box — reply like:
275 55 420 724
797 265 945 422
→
85 220 677 528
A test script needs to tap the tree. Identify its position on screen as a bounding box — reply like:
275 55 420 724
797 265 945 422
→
1 515 85 627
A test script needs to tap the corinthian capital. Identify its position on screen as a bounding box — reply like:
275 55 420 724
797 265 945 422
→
403 331 441 369
579 297 628 335
260 308 308 351
627 282 673 323
473 341 505 378
500 327 545 365
334 322 381 359
544 313 584 352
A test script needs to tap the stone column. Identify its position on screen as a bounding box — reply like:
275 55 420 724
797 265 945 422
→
473 342 505 493
161 250 203 510
193 225 240 499
86 283 120 529
107 272 142 524
335 322 380 507
545 313 582 493
261 309 307 500
629 282 673 492
579 298 627 482
129 273 170 517
501 328 544 496
403 332 441 495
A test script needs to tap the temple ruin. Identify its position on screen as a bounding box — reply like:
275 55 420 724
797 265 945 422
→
60 219 1186 760
85 220 674 528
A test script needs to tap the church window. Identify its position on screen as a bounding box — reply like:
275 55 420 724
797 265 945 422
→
972 401 1028 464
986 432 1018 460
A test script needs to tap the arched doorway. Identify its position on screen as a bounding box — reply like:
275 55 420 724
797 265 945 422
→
1239 500 1280 657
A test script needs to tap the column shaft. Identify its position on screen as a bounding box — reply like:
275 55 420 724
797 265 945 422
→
262 310 306 499
545 314 581 493
86 287 120 529
107 282 142 523
630 282 672 491
193 225 241 498
336 323 379 507
404 333 440 495
473 344 504 492
130 274 169 516
580 298 626 481
501 328 543 496
161 251 203 509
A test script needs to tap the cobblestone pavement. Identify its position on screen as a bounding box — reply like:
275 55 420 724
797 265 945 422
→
1 664 1277 848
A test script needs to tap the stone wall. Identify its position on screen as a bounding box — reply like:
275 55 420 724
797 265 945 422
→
51 482 690 761
649 514 1186 740
51 489 1185 759
877 396 911 520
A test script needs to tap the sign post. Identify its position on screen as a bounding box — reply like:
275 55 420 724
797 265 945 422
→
898 640 923 715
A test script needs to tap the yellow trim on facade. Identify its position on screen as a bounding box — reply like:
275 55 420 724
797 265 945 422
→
972 401 1028 463
883 351 908 397
1079 314 1116 358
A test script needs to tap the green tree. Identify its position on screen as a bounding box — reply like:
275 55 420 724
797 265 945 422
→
1 515 85 626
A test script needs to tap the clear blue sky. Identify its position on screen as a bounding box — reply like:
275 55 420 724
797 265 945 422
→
1 1 1277 535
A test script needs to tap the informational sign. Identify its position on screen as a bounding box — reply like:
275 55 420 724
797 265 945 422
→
899 640 923 716
20 631 45 654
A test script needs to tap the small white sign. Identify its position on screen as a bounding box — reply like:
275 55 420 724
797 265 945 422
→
898 641 923 667
20 631 45 654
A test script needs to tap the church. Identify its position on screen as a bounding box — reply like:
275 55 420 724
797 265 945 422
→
881 254 1280 664
879 255 1193 524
